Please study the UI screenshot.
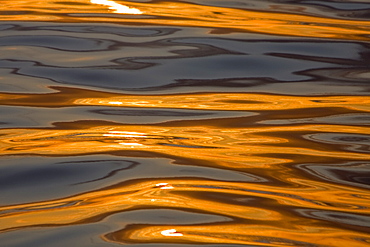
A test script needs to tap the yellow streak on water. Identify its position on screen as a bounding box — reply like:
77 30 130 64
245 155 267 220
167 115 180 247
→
1 0 370 41
1 123 370 171
110 224 370 246
75 93 370 112
0 90 369 112
0 91 369 166
1 178 369 245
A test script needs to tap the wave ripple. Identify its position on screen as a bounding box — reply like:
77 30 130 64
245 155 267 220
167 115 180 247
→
0 0 370 246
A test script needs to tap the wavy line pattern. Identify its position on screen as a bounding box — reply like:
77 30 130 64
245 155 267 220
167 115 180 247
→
0 0 370 246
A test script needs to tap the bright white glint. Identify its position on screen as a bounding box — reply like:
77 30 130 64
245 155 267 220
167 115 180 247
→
110 131 143 135
103 131 146 138
90 0 143 14
155 183 174 189
156 183 169 187
161 229 183 237
108 101 123 105
119 142 143 146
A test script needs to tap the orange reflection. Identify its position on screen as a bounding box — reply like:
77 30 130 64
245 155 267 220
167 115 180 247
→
90 0 142 14
109 223 370 246
74 94 370 112
0 0 369 41
0 88 369 168
0 123 369 173
1 89 370 167
1 178 369 246
1 87 369 112
1 1 370 246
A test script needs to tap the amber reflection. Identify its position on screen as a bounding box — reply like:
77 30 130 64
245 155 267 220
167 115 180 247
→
75 94 370 112
0 0 369 41
106 223 370 246
0 87 369 112
1 87 369 246
1 1 370 246
0 89 370 168
1 178 369 245
1 124 370 170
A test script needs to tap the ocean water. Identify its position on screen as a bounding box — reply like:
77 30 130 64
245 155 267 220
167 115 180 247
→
0 0 370 246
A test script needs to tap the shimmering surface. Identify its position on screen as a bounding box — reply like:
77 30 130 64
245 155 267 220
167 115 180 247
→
0 0 370 246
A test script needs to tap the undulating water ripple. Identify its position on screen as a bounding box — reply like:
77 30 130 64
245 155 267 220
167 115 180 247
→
0 0 370 246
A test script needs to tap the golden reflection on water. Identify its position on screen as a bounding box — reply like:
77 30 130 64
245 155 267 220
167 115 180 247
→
109 224 370 246
1 0 370 246
1 177 369 245
1 123 370 163
0 90 370 165
75 93 370 112
1 91 369 245
1 0 369 40
1 88 370 112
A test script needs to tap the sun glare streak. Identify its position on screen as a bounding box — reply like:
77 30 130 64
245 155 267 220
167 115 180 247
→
103 131 146 138
161 229 183 237
119 142 143 146
156 183 175 189
108 101 123 105
90 0 142 14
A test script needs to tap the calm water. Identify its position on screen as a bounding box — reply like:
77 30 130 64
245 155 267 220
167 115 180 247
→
0 0 370 246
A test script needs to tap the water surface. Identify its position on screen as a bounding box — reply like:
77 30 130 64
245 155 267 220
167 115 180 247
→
0 0 370 246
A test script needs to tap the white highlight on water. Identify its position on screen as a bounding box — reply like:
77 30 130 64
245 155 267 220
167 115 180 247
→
90 0 143 14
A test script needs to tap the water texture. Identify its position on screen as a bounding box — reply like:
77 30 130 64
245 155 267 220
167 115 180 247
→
0 0 370 246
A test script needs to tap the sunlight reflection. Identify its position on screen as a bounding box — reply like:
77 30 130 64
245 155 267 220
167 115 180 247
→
156 183 174 189
90 0 142 14
104 131 146 147
108 101 123 105
103 131 146 138
161 229 183 237
119 142 143 146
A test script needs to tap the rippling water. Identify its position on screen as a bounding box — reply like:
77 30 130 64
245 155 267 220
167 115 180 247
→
1 0 370 246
